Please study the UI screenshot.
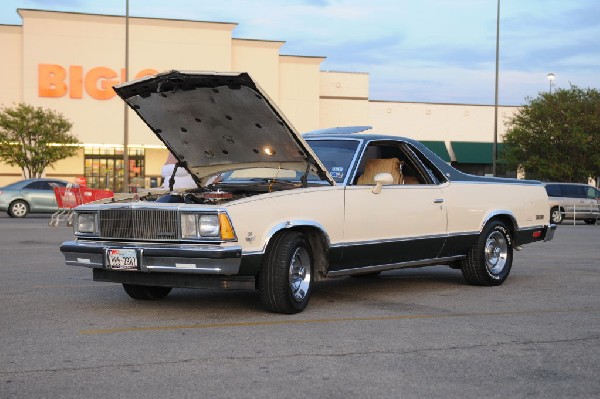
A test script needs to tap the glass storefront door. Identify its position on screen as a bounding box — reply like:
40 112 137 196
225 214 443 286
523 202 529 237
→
84 147 145 192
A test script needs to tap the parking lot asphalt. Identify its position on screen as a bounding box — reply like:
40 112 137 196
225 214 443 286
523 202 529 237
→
0 214 599 398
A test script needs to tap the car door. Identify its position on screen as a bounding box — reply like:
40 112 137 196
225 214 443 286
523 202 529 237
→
564 185 595 217
24 181 60 211
333 141 447 271
584 186 600 216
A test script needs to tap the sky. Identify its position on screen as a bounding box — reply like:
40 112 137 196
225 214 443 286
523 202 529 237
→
1 0 599 106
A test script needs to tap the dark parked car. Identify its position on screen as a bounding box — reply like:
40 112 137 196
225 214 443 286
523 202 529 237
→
0 178 71 218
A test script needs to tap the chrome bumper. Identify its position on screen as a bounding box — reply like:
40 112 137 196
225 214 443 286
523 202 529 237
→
60 240 242 275
543 224 557 242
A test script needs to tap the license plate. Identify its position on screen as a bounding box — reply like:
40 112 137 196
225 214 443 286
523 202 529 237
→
107 249 138 270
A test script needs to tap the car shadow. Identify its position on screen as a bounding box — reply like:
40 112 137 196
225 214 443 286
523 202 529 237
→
85 265 467 316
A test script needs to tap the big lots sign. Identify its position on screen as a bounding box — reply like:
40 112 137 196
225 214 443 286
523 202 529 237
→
38 64 158 100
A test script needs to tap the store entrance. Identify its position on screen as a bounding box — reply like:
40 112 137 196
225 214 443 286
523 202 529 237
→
84 147 145 192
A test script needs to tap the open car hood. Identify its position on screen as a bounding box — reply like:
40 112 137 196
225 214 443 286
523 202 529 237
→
113 71 335 186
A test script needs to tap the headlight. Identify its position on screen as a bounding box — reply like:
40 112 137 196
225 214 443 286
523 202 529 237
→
180 212 236 240
199 214 219 236
75 212 97 234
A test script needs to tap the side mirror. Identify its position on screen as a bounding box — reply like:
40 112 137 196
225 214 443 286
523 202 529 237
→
372 173 394 194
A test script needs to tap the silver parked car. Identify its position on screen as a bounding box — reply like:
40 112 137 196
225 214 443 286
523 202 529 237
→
0 178 70 218
544 182 600 224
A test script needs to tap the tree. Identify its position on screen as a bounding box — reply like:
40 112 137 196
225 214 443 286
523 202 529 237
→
503 85 600 182
0 103 80 178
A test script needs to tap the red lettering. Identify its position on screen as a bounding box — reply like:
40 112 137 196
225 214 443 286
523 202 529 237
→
38 64 158 100
38 64 67 97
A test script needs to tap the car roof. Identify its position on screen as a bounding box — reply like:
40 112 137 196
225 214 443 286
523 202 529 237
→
543 182 593 186
304 131 542 185
1 178 69 188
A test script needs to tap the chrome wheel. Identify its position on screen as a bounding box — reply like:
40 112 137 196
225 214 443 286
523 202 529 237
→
289 246 311 302
462 221 513 286
550 207 563 224
9 200 29 218
259 231 314 314
485 230 508 276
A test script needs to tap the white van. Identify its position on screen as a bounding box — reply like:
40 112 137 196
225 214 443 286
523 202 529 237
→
543 183 600 224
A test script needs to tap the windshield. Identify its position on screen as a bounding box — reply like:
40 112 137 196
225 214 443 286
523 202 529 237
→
306 139 360 183
205 139 360 186
210 167 324 187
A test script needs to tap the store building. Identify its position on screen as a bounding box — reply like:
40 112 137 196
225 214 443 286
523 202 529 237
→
0 9 519 190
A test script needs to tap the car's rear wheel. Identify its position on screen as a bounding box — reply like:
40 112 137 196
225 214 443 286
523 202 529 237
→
584 219 597 225
8 200 29 218
122 284 172 300
258 231 313 314
461 220 513 286
550 206 563 224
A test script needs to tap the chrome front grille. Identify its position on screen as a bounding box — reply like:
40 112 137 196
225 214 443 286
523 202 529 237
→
99 209 179 240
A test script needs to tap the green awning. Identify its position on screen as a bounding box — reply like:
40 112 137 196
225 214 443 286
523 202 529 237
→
420 141 451 162
451 142 505 164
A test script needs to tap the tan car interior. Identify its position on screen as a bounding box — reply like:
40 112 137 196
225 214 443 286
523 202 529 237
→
356 158 403 184
355 143 424 185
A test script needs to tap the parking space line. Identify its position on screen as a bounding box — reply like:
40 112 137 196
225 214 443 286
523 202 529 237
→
80 307 600 335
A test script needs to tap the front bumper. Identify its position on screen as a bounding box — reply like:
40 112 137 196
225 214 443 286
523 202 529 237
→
60 240 242 275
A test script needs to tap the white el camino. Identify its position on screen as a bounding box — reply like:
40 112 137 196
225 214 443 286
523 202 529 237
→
61 71 556 314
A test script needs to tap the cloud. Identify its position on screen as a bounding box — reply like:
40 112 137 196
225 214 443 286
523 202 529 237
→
1 0 599 105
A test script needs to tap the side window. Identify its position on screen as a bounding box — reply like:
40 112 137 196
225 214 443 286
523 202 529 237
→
562 185 585 198
545 184 562 197
48 180 67 189
37 181 53 190
405 144 446 184
24 181 44 190
353 141 435 185
585 186 597 199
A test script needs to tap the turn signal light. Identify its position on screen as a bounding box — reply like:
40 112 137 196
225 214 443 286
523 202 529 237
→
219 213 236 240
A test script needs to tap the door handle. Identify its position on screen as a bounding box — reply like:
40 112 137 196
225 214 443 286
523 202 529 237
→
434 198 444 204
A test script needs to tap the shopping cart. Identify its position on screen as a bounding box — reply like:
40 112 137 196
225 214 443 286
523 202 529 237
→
49 184 114 227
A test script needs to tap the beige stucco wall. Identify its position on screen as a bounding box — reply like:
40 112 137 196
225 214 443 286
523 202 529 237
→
0 25 22 104
145 147 169 177
278 56 324 133
232 39 284 103
369 101 518 141
0 25 23 186
320 70 369 99
45 148 84 179
0 162 23 187
319 71 370 127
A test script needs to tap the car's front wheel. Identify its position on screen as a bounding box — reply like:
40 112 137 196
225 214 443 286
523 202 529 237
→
8 200 29 218
122 284 172 300
461 220 513 286
258 231 313 314
550 206 563 224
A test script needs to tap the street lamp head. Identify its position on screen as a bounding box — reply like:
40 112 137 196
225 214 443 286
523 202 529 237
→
547 73 555 81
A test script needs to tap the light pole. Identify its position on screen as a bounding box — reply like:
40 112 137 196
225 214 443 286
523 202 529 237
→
123 0 130 192
492 0 500 177
547 73 555 94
